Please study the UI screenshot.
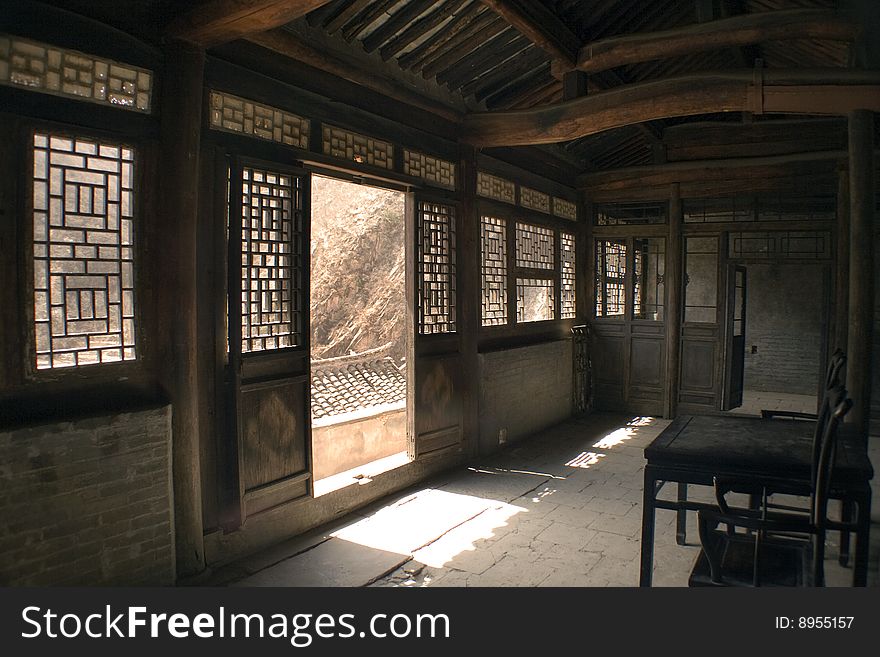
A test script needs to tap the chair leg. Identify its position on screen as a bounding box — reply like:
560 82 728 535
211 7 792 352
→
838 499 853 567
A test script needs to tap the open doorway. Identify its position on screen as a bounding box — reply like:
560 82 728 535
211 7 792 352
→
309 175 410 494
723 262 827 416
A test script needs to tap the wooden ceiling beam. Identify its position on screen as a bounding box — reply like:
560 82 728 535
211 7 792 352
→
246 28 462 123
167 0 334 46
479 0 580 69
461 69 880 147
576 9 859 75
579 150 852 193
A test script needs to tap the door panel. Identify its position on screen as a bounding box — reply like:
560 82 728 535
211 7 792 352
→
723 265 747 410
592 236 666 415
225 158 312 526
409 195 463 459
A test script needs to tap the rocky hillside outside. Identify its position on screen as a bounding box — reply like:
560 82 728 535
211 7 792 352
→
309 175 406 363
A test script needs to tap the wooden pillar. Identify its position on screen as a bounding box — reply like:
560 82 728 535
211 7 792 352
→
664 183 683 418
845 110 875 438
834 164 850 353
458 144 480 458
157 41 206 578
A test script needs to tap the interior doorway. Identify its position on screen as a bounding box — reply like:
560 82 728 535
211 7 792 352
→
309 175 410 493
722 262 828 416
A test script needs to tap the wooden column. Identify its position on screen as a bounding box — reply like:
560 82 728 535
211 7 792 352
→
834 164 850 353
664 183 683 418
458 144 481 458
845 110 875 437
157 41 206 578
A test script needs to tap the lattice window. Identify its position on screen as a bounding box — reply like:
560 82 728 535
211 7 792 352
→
403 150 455 190
209 91 309 148
595 240 626 318
553 197 578 221
517 278 555 323
476 172 515 204
480 215 507 326
0 35 152 112
515 222 554 270
633 237 665 321
322 125 393 169
32 132 137 369
596 202 666 226
684 196 754 223
239 166 303 352
520 186 550 214
560 232 576 319
417 202 456 334
728 230 831 260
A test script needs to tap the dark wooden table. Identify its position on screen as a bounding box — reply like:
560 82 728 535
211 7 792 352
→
640 414 874 587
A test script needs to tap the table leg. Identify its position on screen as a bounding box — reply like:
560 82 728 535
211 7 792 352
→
853 492 871 587
639 467 657 587
676 482 688 545
839 499 853 567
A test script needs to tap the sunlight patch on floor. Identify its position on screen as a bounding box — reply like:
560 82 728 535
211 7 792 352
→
331 488 522 557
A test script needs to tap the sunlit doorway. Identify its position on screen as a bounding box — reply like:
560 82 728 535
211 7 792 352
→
309 175 410 495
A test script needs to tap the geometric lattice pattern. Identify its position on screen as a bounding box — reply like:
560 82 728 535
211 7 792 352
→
520 186 550 213
480 215 507 326
515 222 554 270
209 91 309 148
553 197 578 221
1 35 152 112
516 278 555 323
560 232 576 319
240 167 302 352
417 201 456 334
403 150 455 190
322 125 393 170
32 132 137 369
728 230 831 260
596 202 666 226
476 172 515 204
595 240 626 317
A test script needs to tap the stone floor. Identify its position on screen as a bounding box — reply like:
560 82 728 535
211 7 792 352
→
728 390 817 417
218 412 880 588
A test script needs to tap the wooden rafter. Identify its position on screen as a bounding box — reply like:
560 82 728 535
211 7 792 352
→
577 9 859 74
246 28 463 123
479 0 580 68
167 0 333 46
461 69 880 147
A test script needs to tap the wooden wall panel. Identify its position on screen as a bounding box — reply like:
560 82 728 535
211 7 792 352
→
413 353 462 457
240 379 308 492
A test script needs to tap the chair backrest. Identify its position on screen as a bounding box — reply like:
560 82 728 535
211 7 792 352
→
811 351 847 475
823 349 846 390
809 394 853 586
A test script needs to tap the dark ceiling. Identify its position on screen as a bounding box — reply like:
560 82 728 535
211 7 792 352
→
289 0 853 170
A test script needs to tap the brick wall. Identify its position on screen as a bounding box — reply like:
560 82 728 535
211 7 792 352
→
0 405 174 585
744 263 824 395
478 340 573 454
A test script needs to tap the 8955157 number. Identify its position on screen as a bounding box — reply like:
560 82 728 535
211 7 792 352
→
775 617 854 629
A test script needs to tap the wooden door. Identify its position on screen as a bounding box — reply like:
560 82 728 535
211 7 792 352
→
407 195 463 459
723 265 747 410
225 158 312 526
592 236 667 415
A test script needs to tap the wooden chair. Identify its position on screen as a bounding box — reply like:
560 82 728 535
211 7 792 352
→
689 392 852 587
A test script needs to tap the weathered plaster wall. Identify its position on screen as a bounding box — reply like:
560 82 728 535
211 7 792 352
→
312 408 407 480
744 263 824 395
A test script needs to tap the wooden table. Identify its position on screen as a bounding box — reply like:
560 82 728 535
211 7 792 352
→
640 414 874 586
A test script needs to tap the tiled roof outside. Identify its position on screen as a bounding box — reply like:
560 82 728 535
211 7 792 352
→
311 347 406 421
